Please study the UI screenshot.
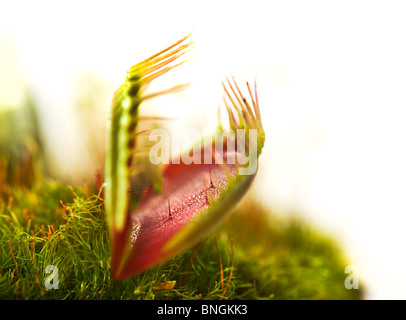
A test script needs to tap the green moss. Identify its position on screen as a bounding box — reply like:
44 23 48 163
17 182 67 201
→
0 182 363 300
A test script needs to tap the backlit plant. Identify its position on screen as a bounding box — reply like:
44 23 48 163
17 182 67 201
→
104 34 265 280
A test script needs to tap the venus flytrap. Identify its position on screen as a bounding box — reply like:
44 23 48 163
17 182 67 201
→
104 34 265 280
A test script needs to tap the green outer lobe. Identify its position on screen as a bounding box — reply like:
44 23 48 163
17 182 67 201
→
105 82 139 233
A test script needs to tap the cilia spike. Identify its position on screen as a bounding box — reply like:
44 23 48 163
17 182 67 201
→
104 34 265 280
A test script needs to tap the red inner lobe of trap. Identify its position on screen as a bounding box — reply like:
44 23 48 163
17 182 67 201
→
118 154 238 279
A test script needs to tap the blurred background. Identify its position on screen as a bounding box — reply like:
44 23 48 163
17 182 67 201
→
1 0 406 299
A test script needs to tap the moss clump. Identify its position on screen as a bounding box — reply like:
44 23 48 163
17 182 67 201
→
0 181 363 300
